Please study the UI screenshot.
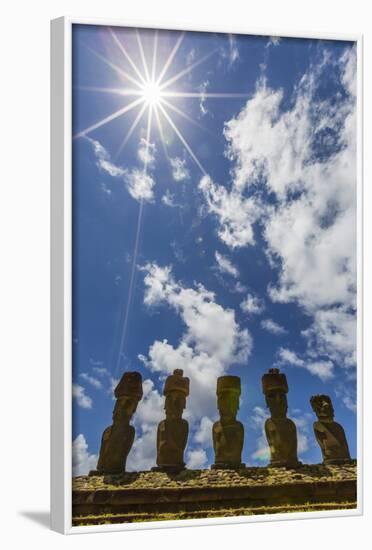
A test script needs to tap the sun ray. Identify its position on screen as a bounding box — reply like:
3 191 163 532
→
154 106 170 160
162 91 250 99
145 106 154 160
115 102 148 158
114 199 144 376
159 49 218 91
87 46 144 89
160 98 209 133
73 97 145 139
158 103 207 175
151 30 158 82
115 106 153 374
76 85 142 97
136 30 151 83
156 32 185 85
109 28 147 86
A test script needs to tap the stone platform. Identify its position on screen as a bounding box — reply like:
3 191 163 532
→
72 462 357 526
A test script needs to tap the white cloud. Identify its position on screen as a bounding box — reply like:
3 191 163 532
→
87 136 156 203
137 138 155 167
249 406 270 463
80 373 103 389
215 251 239 278
261 318 287 335
162 190 177 208
101 182 112 196
335 384 357 414
186 48 196 66
240 293 264 315
291 413 313 456
134 379 164 427
170 157 190 182
198 80 209 116
72 384 92 409
202 47 357 374
194 416 214 447
301 308 356 369
266 36 281 48
199 175 264 248
126 169 155 202
186 449 208 469
233 281 247 294
72 434 97 476
126 379 164 471
81 366 119 398
126 425 157 472
142 263 251 371
219 35 240 69
87 137 126 177
305 360 334 381
227 35 239 66
277 347 304 367
277 347 334 382
92 366 107 375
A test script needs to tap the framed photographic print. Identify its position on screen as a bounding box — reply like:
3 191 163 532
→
51 17 362 534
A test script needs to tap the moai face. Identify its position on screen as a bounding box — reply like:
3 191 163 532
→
165 390 186 420
112 395 139 422
311 395 334 421
217 392 239 420
266 390 288 419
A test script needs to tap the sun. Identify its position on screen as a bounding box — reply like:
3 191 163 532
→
74 28 249 165
141 80 162 106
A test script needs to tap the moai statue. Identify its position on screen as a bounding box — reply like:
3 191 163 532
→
310 394 351 464
212 376 245 470
154 369 190 473
94 371 143 475
262 368 301 468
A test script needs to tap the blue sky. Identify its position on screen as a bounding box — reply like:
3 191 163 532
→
71 24 357 475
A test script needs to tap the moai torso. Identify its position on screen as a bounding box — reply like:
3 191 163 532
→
212 375 245 469
157 418 189 467
93 371 143 475
154 369 190 472
213 419 244 465
313 421 351 463
262 369 301 468
97 422 135 474
265 417 299 467
310 395 351 464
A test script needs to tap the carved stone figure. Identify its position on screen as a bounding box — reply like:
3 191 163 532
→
310 394 351 464
154 369 190 473
94 371 143 475
212 376 245 469
262 368 301 468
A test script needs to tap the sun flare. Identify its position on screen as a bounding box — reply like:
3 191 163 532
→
141 81 162 106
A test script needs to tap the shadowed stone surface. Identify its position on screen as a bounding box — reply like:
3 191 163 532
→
310 394 351 465
154 369 190 473
212 376 245 469
262 369 301 468
72 462 357 525
93 372 143 475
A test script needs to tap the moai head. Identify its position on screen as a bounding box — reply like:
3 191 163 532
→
216 376 241 421
112 371 143 422
310 394 335 421
262 368 288 419
163 369 190 420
